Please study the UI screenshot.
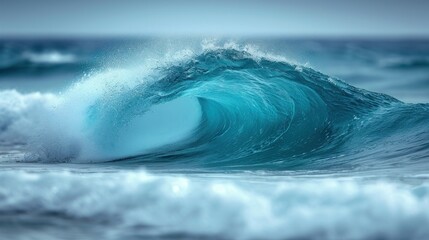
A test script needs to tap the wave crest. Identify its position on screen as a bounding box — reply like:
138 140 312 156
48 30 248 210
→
1 44 428 170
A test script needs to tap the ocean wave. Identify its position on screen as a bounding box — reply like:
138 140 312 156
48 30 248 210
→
0 51 87 75
0 170 428 240
0 90 58 145
0 44 428 170
23 51 76 64
378 56 429 69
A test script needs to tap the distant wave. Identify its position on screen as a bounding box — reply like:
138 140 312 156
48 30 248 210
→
23 51 76 64
378 56 429 69
1 43 428 170
0 51 87 74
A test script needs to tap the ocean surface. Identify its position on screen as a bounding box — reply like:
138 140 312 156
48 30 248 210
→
0 38 429 240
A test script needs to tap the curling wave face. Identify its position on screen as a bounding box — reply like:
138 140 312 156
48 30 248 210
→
1 45 428 171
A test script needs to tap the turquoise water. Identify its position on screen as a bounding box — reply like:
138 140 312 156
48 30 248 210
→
0 39 429 239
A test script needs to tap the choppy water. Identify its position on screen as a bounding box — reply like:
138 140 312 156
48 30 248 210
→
0 38 429 240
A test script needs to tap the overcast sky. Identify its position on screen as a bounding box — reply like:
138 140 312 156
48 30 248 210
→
1 0 429 37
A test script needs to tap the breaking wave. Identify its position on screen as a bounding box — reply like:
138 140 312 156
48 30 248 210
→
1 44 428 171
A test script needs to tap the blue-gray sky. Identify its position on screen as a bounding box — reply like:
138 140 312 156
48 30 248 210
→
1 0 429 37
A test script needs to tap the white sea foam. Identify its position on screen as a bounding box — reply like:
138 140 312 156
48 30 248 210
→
0 170 428 239
0 90 58 144
0 62 201 162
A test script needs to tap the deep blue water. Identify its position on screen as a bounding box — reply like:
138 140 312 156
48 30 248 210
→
0 38 429 240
